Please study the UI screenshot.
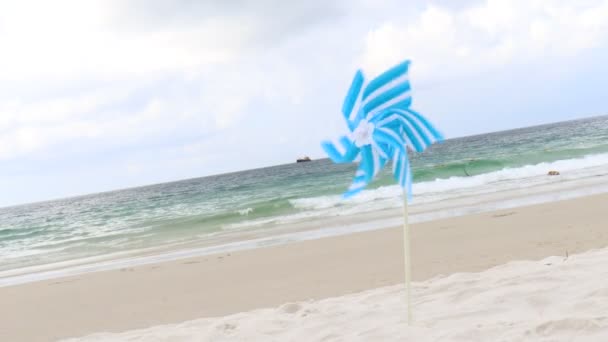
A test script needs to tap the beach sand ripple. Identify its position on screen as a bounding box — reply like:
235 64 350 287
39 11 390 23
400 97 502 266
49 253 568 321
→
65 248 608 341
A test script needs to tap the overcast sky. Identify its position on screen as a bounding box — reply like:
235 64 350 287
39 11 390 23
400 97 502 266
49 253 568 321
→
2 0 608 207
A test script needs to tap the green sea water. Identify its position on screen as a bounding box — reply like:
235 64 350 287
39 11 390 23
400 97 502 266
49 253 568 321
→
1 115 608 273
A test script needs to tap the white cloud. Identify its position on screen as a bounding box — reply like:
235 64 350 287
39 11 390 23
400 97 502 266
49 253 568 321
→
361 0 608 80
0 1 259 82
0 1 346 82
0 86 210 160
2 0 608 206
0 88 122 159
0 0 335 161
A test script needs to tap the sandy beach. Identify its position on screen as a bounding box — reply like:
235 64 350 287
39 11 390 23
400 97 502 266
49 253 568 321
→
3 0 608 340
2 193 608 341
66 248 608 341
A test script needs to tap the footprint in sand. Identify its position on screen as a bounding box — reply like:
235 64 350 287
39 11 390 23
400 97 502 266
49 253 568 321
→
50 278 78 285
493 212 516 218
216 323 237 332
279 303 302 314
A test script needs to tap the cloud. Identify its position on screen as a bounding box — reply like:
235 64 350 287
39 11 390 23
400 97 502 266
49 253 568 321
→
2 0 608 206
360 0 608 80
0 82 212 160
0 0 347 161
113 1 346 38
0 1 347 83
0 1 240 82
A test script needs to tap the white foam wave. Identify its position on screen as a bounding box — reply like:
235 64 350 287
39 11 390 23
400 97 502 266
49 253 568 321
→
291 153 608 212
417 152 608 194
223 153 608 233
237 208 253 216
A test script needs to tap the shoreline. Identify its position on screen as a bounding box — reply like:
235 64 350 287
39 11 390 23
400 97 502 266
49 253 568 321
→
3 169 608 287
2 193 608 341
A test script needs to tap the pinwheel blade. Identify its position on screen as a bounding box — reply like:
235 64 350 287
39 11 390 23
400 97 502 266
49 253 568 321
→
322 59 443 198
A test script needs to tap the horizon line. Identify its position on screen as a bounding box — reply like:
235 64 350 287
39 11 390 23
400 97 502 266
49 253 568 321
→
2 113 606 210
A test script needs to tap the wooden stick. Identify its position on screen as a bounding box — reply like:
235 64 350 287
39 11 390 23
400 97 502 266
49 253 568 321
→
403 190 412 325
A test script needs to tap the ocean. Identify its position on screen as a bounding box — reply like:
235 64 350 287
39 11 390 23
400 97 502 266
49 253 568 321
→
2 115 608 283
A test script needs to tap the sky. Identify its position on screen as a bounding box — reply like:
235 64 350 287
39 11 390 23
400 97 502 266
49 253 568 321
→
1 0 608 207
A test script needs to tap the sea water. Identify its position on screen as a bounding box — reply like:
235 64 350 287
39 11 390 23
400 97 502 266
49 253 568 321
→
2 115 608 280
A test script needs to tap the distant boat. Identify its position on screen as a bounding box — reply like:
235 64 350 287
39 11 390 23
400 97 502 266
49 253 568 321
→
297 156 312 163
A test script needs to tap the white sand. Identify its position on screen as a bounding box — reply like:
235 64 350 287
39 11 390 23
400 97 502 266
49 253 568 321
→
65 247 608 341
4 194 608 341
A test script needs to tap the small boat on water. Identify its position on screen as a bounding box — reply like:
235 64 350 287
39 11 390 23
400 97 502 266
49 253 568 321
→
297 156 312 163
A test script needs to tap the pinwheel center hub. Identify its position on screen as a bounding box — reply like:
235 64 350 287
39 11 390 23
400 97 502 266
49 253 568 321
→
352 120 375 147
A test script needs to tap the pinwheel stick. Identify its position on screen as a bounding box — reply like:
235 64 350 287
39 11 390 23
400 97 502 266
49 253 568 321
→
403 190 413 325
321 58 444 326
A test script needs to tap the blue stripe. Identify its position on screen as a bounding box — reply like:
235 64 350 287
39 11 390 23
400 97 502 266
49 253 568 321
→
403 131 423 152
362 60 410 101
369 101 411 124
339 136 361 159
321 141 342 161
392 118 423 152
320 137 359 163
392 154 412 200
340 146 374 198
343 188 362 198
373 128 407 155
406 109 444 142
392 111 429 151
325 59 443 201
353 174 366 183
375 141 393 159
368 109 392 124
362 81 411 115
373 155 387 177
349 111 365 132
342 70 364 125
359 145 374 183
406 116 433 148
393 154 403 183
395 155 404 187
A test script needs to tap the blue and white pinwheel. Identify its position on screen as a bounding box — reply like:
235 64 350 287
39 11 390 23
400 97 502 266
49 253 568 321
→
322 60 443 199
321 60 443 324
